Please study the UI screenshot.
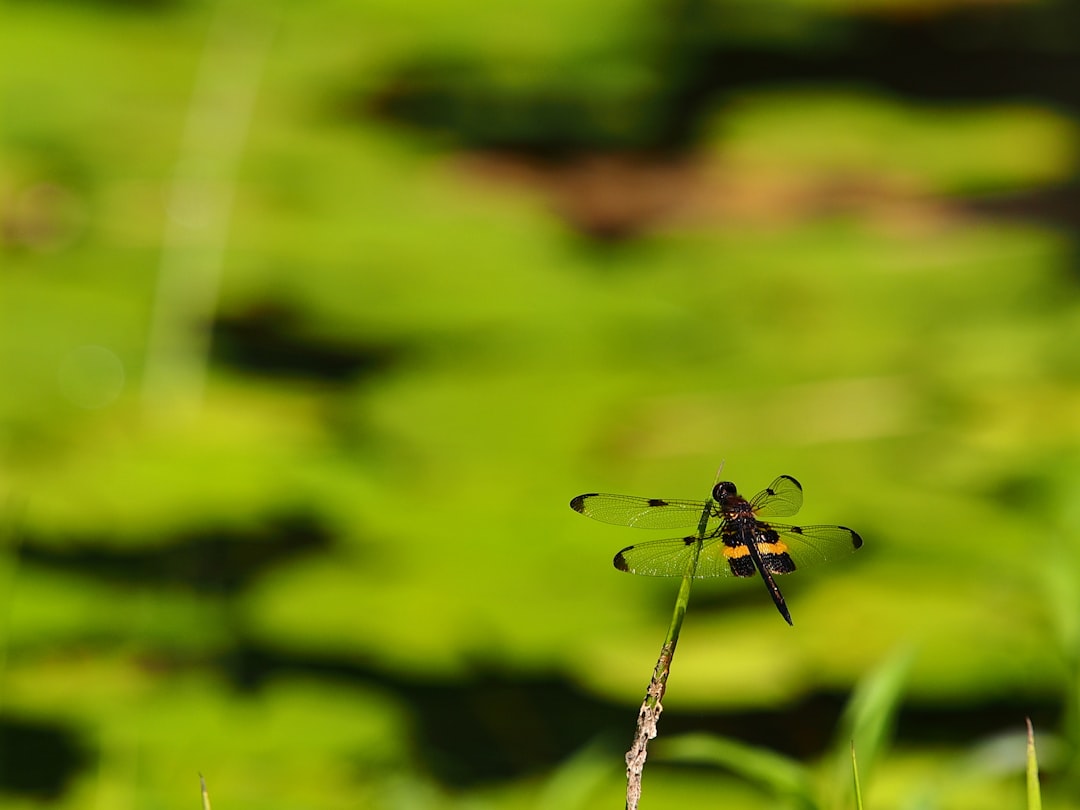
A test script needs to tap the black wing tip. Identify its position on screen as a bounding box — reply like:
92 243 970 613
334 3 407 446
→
613 549 631 572
779 474 802 490
843 527 864 549
570 494 595 513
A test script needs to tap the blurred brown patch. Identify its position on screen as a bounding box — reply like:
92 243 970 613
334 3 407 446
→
455 152 703 242
455 150 965 241
1 181 87 253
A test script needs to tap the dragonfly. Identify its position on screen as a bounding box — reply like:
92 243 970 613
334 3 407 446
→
570 475 863 625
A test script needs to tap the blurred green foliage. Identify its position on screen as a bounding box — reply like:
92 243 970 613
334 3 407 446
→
3 0 1080 808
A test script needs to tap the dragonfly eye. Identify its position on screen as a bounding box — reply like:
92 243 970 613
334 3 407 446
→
713 481 737 501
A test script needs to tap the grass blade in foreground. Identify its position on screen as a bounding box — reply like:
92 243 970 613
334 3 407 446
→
851 742 864 810
831 644 913 804
1027 718 1041 810
1039 548 1080 788
201 773 212 810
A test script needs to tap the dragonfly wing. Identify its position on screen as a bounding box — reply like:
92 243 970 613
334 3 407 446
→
570 493 715 529
749 475 804 519
613 533 740 578
759 523 864 572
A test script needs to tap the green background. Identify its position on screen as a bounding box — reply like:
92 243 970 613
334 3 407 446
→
2 0 1080 807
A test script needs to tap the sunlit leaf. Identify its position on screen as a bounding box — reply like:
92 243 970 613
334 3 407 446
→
659 733 817 809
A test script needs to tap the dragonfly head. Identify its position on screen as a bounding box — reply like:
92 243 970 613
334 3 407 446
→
712 481 738 502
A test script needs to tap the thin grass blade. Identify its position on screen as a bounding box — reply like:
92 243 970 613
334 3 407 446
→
830 644 914 803
1026 718 1042 810
851 741 864 810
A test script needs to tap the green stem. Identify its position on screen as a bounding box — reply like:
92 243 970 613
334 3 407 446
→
625 496 710 810
650 573 693 702
649 556 698 698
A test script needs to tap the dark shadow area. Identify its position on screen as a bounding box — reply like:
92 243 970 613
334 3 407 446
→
7 0 183 10
644 0 1080 146
958 180 1080 235
396 671 630 785
220 643 1064 788
366 54 667 157
0 643 1056 798
367 3 1080 155
362 1 1080 250
18 509 332 596
0 716 89 800
211 299 408 384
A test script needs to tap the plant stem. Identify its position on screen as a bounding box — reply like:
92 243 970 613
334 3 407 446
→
625 498 709 810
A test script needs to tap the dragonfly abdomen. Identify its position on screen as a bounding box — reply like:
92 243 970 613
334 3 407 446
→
721 523 796 577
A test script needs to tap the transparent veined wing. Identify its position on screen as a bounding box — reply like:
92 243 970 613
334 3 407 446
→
612 534 736 578
612 522 863 578
766 522 864 569
748 475 803 519
569 493 717 530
